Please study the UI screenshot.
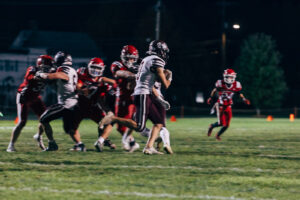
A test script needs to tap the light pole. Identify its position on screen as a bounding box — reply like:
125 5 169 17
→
155 0 161 40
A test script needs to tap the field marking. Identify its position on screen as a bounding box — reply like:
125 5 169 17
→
0 126 33 130
0 161 297 174
259 154 300 159
0 186 276 200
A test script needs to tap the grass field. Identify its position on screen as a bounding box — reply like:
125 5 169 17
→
1 117 300 200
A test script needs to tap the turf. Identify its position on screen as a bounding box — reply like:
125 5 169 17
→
1 117 300 200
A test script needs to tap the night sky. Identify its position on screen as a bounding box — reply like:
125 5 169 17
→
0 0 300 107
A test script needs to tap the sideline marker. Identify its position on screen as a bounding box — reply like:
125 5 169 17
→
290 114 295 122
170 115 177 122
266 115 273 121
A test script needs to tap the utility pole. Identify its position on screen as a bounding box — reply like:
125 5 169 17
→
155 0 161 40
220 0 227 69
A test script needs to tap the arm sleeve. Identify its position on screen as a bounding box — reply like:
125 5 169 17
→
25 67 36 81
150 58 165 73
110 62 123 77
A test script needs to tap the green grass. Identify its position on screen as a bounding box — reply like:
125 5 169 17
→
1 117 300 200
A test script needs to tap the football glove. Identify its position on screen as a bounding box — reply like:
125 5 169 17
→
157 96 170 110
243 98 251 105
164 69 172 82
207 97 212 105
35 71 48 79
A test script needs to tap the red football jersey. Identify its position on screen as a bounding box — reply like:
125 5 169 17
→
110 61 135 98
17 66 46 98
215 80 242 106
77 67 109 104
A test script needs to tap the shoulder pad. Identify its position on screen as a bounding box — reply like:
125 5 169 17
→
77 67 87 75
215 80 222 88
152 56 165 67
111 61 124 74
57 66 70 74
236 81 242 90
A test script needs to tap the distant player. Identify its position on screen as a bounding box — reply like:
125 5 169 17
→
99 40 172 155
74 57 116 152
38 51 84 151
207 69 250 140
110 45 140 151
7 55 55 152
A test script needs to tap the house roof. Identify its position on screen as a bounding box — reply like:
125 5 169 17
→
10 30 103 58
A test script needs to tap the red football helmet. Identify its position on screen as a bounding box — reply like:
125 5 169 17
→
223 68 237 84
88 57 105 77
36 55 54 72
120 45 139 68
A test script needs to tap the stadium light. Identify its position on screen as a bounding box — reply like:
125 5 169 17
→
233 24 240 30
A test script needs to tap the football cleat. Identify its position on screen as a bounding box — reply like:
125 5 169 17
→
143 147 164 155
163 145 173 154
216 135 222 141
207 125 213 137
70 143 86 152
99 112 114 129
129 142 140 153
6 145 16 152
45 141 58 151
94 141 104 152
104 139 116 150
33 133 46 150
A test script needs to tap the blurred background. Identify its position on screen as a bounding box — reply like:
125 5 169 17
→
0 0 299 117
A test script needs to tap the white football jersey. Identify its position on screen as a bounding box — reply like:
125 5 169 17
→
133 55 165 95
56 65 78 109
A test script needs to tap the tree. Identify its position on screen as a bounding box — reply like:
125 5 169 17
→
235 33 287 111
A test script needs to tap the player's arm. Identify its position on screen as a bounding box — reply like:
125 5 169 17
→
115 70 136 80
100 77 117 85
239 93 251 105
156 68 171 89
152 87 170 110
46 72 69 81
207 88 217 105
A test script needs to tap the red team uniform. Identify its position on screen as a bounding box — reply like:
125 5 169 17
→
110 61 136 134
7 55 54 152
74 66 109 129
207 69 250 140
17 66 47 121
214 79 242 127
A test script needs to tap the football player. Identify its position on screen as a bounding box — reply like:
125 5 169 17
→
99 40 172 155
74 57 116 152
7 55 55 152
207 69 251 140
110 45 140 151
38 51 85 151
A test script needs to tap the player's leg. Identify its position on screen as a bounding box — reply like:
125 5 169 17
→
90 106 115 152
7 94 28 152
31 96 46 150
159 127 173 154
143 95 165 154
40 104 65 151
208 104 222 136
95 124 114 152
63 105 86 152
216 106 231 140
119 103 140 152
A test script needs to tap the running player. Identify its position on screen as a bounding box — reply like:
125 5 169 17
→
207 69 250 140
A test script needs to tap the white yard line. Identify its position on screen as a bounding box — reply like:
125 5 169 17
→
0 161 295 173
0 126 34 130
0 186 276 200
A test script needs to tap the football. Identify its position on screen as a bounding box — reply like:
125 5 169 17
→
164 69 172 81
